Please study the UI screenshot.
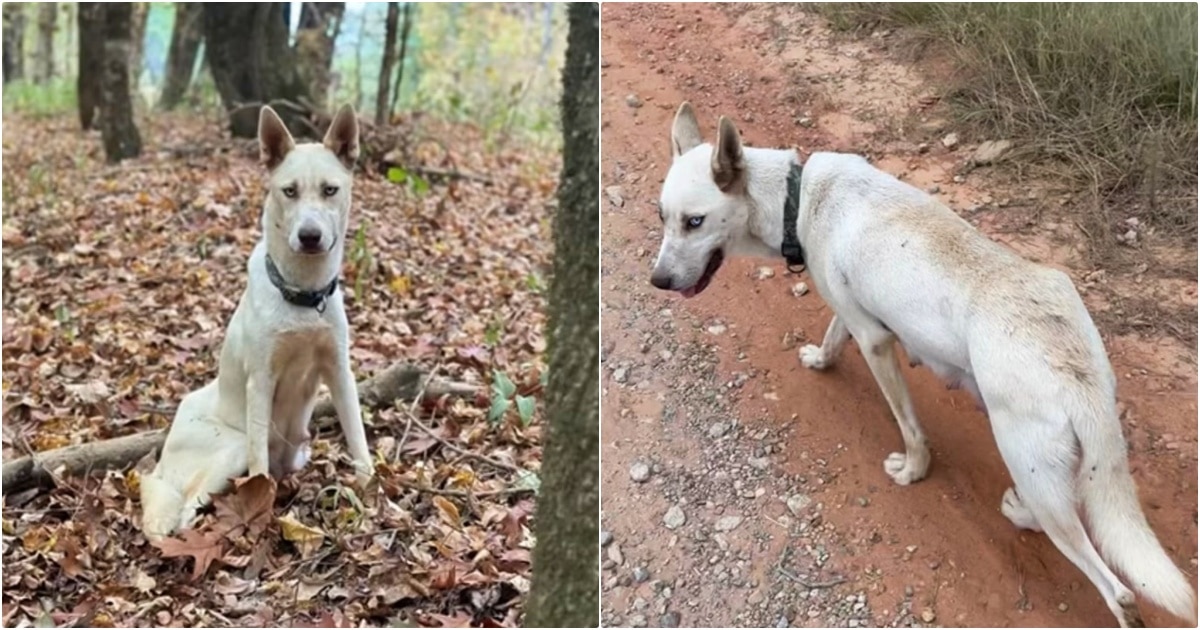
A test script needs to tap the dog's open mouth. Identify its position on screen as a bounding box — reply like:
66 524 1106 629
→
680 249 724 298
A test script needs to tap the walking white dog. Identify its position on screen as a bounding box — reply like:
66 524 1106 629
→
650 102 1195 627
140 104 373 540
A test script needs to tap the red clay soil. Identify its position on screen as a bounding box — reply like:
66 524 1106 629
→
599 4 1197 628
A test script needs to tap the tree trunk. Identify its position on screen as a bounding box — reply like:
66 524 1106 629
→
77 3 104 130
128 2 147 91
99 3 141 162
2 3 27 83
389 2 413 118
295 2 343 111
375 3 399 126
352 7 367 112
159 3 203 110
524 3 599 627
202 3 312 138
34 2 55 83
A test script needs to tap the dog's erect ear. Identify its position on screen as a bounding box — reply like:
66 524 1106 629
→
258 106 295 171
323 104 360 170
671 101 704 158
711 116 746 192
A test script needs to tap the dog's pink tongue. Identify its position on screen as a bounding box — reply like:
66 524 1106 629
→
680 286 698 298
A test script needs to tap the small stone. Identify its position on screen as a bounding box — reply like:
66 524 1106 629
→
928 560 940 570
952 175 965 183
971 139 1013 165
630 461 651 483
659 612 681 628
707 324 727 335
777 615 790 627
664 506 686 530
905 545 918 554
626 94 643 108
748 456 770 470
715 515 744 532
633 566 650 583
600 530 613 547
917 142 930 154
904 586 914 598
607 544 623 565
708 422 730 439
786 494 811 516
1120 229 1138 246
941 132 959 149
614 367 628 383
921 608 936 623
605 185 625 207
926 185 940 194
757 266 776 279
856 496 869 507
628 613 647 627
1058 602 1069 612
791 282 809 297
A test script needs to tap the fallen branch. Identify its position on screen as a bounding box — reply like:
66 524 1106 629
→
2 363 479 495
777 568 848 590
376 162 496 186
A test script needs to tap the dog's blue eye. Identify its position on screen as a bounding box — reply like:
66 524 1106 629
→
686 216 704 229
322 185 339 197
282 185 298 198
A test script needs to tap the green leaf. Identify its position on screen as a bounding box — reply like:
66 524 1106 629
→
539 370 549 388
515 395 535 426
386 166 408 184
492 371 517 399
410 174 430 196
487 393 510 425
511 470 541 495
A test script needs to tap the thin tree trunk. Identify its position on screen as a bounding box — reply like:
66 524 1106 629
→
99 3 141 162
524 3 599 627
375 2 398 126
295 2 343 111
159 2 203 110
77 3 104 130
34 2 55 84
389 2 413 118
352 7 366 112
2 4 27 83
128 2 148 91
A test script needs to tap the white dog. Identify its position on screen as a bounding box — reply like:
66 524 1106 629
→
650 102 1195 627
140 104 374 540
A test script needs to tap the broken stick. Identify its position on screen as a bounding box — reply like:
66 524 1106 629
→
1 363 478 495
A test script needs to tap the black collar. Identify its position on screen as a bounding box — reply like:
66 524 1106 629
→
781 162 806 272
265 254 340 313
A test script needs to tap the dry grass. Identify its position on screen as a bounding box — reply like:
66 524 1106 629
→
820 3 1198 241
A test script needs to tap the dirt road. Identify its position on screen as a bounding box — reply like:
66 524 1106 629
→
599 4 1197 628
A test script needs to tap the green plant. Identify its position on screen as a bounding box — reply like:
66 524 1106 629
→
349 222 373 299
2 79 77 117
385 166 430 197
487 370 535 427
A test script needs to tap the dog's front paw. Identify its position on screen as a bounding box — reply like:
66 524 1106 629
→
883 451 928 485
799 344 830 370
1000 487 1041 531
351 460 374 488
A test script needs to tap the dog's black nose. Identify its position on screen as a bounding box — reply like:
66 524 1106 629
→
298 228 323 251
650 273 672 290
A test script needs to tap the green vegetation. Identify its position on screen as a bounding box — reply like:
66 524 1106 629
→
2 77 76 116
822 3 1198 235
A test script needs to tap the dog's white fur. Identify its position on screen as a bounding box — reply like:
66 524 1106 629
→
652 102 1196 627
140 105 373 540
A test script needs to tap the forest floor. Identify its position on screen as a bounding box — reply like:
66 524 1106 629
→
599 4 1196 628
1 108 559 627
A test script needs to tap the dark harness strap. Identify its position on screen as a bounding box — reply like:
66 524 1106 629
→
781 162 806 273
265 255 340 313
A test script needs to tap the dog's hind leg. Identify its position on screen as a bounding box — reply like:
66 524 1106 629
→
855 326 930 485
800 316 850 370
992 409 1141 627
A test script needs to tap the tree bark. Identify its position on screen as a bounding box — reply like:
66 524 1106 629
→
2 363 479 494
158 3 203 110
524 3 599 627
389 2 413 119
2 4 27 83
375 3 399 126
352 7 367 112
202 3 312 138
295 2 343 111
76 3 104 129
128 2 148 91
34 2 55 83
99 3 141 162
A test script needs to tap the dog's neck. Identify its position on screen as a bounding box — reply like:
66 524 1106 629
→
263 237 344 293
735 147 802 259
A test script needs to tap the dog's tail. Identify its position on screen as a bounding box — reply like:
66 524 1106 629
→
1077 412 1197 624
